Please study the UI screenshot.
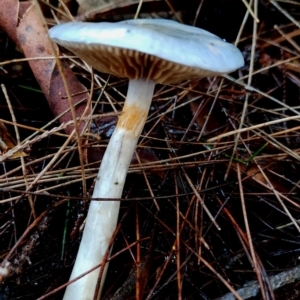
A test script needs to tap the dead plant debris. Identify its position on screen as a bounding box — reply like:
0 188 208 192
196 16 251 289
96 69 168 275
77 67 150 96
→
1 0 300 299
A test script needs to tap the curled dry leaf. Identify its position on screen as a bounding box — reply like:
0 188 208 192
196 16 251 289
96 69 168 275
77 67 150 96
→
0 121 27 159
0 0 90 136
76 0 180 22
76 0 113 14
190 99 220 135
233 162 288 193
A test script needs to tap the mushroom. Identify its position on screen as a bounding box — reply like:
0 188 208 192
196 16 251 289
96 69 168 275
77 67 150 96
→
49 19 244 300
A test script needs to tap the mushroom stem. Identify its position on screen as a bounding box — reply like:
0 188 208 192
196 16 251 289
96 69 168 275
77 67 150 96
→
63 79 155 300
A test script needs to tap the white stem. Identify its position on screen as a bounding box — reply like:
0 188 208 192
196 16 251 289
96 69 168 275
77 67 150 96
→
63 79 155 300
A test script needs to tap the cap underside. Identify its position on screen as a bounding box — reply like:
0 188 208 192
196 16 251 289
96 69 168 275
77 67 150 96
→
61 42 222 84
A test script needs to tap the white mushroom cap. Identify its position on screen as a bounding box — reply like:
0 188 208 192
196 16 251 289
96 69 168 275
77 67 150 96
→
49 19 244 84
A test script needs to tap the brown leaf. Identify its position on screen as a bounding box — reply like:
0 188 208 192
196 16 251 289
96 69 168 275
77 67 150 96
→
234 162 288 193
190 99 220 134
0 0 91 136
0 121 27 159
0 0 19 42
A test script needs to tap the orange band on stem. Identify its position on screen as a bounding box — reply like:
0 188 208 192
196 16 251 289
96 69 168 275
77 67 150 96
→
117 104 148 137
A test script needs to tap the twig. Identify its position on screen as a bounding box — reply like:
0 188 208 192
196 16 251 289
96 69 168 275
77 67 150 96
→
215 265 300 300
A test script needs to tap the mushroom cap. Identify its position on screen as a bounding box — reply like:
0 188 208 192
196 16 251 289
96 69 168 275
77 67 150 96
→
49 19 244 84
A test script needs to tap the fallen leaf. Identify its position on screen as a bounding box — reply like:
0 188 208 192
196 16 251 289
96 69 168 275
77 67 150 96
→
0 0 91 136
0 121 27 159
